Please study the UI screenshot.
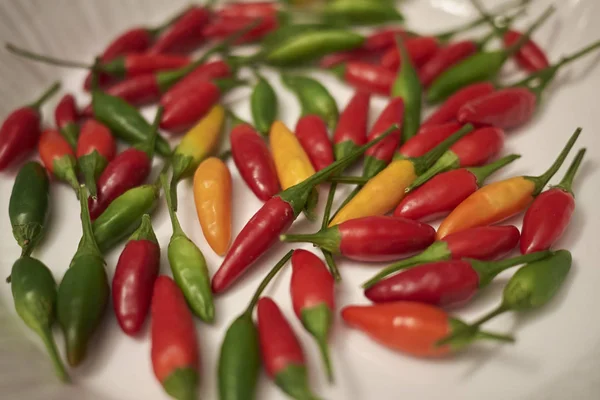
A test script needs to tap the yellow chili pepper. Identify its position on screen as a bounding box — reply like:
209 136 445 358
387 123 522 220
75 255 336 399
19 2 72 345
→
270 120 315 190
193 157 232 256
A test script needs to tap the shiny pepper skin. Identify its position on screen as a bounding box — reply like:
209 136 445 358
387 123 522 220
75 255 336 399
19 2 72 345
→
148 6 211 54
398 122 462 158
270 121 315 190
54 93 80 148
503 29 550 72
418 40 478 87
337 61 395 96
381 36 440 71
295 115 334 171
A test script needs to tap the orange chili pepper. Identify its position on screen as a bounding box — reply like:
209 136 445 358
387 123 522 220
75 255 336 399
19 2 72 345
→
437 128 581 239
193 157 232 255
270 120 315 190
38 128 79 192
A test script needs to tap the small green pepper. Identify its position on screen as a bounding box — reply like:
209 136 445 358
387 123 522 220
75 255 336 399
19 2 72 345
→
251 72 278 136
322 0 404 26
391 36 422 142
281 74 338 131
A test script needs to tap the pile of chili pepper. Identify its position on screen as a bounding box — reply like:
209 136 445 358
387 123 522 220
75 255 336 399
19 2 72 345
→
1 0 599 398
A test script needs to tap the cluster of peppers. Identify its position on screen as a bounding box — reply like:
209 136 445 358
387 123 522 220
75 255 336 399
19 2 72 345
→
1 0 597 399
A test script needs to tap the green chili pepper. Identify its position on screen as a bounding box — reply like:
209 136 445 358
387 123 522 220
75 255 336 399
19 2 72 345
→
261 23 328 52
391 36 422 142
9 161 50 256
265 30 364 66
161 173 214 323
281 74 338 131
11 256 70 382
57 185 109 366
218 250 294 400
321 0 404 26
251 72 278 136
427 5 555 103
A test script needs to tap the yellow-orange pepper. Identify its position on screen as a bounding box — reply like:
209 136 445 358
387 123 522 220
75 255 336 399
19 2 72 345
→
193 157 232 256
270 120 315 190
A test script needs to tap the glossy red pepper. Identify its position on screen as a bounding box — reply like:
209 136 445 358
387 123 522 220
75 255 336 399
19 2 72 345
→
151 275 200 400
333 91 370 159
364 251 551 307
290 250 335 382
76 119 117 198
332 61 395 96
422 82 495 128
364 28 414 52
380 37 440 71
520 148 585 254
418 40 479 87
203 14 279 44
148 6 212 54
85 74 163 112
295 115 334 171
398 122 462 158
503 29 550 72
0 82 60 171
217 2 277 19
38 129 79 191
230 123 280 201
282 216 436 262
54 93 80 148
113 214 160 335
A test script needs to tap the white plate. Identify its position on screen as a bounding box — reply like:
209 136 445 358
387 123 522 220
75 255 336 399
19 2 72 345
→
1 1 600 399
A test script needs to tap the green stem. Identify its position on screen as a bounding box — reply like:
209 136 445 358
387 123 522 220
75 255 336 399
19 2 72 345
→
78 185 101 255
138 107 163 159
437 304 509 346
414 124 474 175
467 154 521 186
322 183 336 230
474 250 552 287
322 250 341 283
408 151 459 192
321 182 341 281
554 148 586 194
327 176 369 184
6 43 91 69
129 214 158 243
474 5 524 50
504 6 555 59
245 250 294 314
317 338 334 383
40 327 70 383
329 185 361 225
475 330 516 343
218 150 232 161
28 81 61 110
227 109 250 128
160 172 184 237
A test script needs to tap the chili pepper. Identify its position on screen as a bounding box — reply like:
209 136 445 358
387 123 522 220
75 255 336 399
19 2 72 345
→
193 157 232 256
212 126 396 293
396 154 520 221
282 215 435 262
170 105 226 210
363 28 414 52
151 275 200 400
261 23 329 52
407 126 506 190
333 91 370 160
322 0 404 26
89 108 162 220
57 185 109 366
161 174 214 322
38 129 80 192
112 214 160 336
295 115 334 171
0 81 60 170
521 148 585 254
365 250 551 307
290 250 335 382
503 29 549 72
218 250 293 400
398 122 462 158
148 6 211 54
319 48 378 69
55 93 80 148
230 121 280 201
76 119 117 198
329 124 473 226
264 29 364 66
282 74 339 130
422 82 495 128
392 37 422 142
9 162 49 256
427 6 555 103
10 256 69 382
418 41 479 87
330 61 395 96
438 250 572 346
251 72 278 136
218 2 278 19
381 36 440 72
204 14 280 44
257 297 321 400
270 120 316 189
363 225 521 288
437 127 580 239
342 302 513 357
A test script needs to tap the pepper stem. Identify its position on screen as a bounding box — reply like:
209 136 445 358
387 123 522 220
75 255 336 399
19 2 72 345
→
77 185 102 256
321 183 341 281
39 327 70 383
245 250 294 315
78 150 106 199
322 251 341 282
329 185 361 224
527 127 581 196
137 107 163 159
327 176 369 184
553 148 586 195
467 154 521 186
6 43 92 69
129 214 158 243
472 249 552 288
328 64 346 80
160 172 185 237
413 124 474 176
503 6 555 59
476 9 523 50
407 151 460 192
436 304 510 347
28 81 61 110
215 78 248 94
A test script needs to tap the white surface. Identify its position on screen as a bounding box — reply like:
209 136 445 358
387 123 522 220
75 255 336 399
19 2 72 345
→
1 0 600 399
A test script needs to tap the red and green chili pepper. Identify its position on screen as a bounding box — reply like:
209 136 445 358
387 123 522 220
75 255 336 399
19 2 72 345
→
148 5 211 54
398 122 462 158
38 128 80 192
76 119 117 198
55 93 80 148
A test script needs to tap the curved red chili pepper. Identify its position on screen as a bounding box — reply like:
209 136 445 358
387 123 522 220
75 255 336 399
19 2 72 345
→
335 61 395 96
451 126 505 167
217 1 277 19
203 14 278 44
380 37 440 71
122 54 190 77
295 115 334 171
230 123 280 201
76 120 116 161
398 122 462 158
54 93 80 149
83 75 162 116
503 29 550 72
38 129 79 190
418 40 478 87
160 81 223 133
422 82 495 128
113 215 160 335
148 6 211 54
457 87 537 130
333 91 370 159
151 275 199 399
364 97 404 177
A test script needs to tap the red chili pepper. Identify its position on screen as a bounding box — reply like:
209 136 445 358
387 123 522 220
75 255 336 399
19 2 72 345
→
331 61 395 96
395 154 520 221
290 250 335 382
333 91 370 159
76 119 117 198
151 275 200 400
0 82 60 171
364 251 551 307
422 82 495 128
364 28 414 52
418 40 479 87
342 302 514 357
230 122 280 201
203 14 279 44
319 48 378 69
54 93 80 149
362 225 521 288
380 37 440 71
38 129 79 191
282 216 436 262
398 122 462 158
82 75 163 114
113 214 160 335
148 6 212 54
217 1 278 19
503 29 550 72
364 97 404 178
295 115 334 171
520 148 585 254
